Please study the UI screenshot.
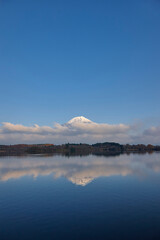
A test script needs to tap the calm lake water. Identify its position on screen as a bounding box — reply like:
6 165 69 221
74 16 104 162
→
0 153 160 240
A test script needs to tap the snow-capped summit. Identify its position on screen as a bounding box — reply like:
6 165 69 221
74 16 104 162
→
67 116 92 124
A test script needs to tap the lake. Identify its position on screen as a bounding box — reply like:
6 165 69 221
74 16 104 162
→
0 153 160 240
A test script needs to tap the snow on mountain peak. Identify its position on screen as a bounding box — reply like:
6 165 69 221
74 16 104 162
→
67 116 92 124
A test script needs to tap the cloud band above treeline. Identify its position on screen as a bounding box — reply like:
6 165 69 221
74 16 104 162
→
0 116 159 145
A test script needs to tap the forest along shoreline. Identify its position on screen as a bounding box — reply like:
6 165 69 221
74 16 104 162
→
0 142 160 156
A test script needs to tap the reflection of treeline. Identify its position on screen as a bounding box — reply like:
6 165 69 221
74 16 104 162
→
0 142 160 156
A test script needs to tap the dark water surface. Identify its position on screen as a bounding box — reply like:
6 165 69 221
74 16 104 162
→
0 153 160 240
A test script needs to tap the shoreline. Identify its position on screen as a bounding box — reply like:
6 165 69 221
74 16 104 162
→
0 142 160 157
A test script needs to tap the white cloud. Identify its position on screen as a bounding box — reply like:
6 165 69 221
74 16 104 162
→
132 125 160 145
0 116 160 144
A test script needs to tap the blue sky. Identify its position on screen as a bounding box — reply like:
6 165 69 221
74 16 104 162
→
0 0 160 144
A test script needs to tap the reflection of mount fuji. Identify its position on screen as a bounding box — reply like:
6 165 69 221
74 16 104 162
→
68 176 94 186
0 153 160 186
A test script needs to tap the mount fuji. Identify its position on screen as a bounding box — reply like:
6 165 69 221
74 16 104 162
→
66 116 93 125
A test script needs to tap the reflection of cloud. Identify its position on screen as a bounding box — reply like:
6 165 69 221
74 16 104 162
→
0 153 160 186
